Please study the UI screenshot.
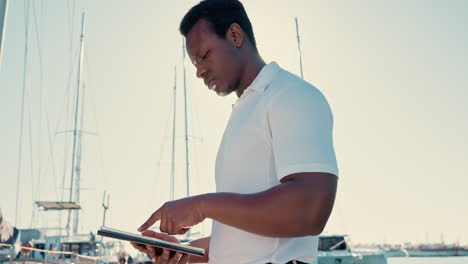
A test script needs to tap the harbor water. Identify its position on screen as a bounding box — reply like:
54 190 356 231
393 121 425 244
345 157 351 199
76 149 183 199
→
388 256 468 264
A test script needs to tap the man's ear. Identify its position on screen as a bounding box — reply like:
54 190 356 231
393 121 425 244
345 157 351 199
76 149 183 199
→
226 23 244 48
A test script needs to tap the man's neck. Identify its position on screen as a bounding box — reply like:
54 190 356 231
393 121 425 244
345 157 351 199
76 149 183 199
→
235 55 266 98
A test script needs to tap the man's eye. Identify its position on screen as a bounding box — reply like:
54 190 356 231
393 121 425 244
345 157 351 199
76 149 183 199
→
202 50 209 60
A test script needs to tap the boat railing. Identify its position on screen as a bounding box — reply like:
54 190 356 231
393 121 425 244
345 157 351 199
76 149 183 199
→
329 239 347 250
0 243 99 264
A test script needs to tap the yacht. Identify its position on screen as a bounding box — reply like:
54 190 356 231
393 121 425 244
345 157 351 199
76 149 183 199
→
318 235 387 264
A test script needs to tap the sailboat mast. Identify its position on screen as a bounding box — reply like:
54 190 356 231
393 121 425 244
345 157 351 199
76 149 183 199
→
182 40 190 197
102 191 110 227
73 81 86 234
170 66 177 201
0 0 8 66
66 11 86 235
295 17 304 79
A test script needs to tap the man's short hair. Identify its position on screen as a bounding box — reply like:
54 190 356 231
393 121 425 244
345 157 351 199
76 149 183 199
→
179 0 257 51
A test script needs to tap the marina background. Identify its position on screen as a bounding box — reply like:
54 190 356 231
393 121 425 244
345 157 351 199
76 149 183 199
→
388 256 468 264
1 0 467 251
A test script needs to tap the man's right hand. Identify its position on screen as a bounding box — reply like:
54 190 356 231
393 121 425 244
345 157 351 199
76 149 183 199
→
130 230 188 264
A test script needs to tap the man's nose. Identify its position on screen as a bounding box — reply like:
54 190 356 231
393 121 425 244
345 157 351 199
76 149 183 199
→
196 65 207 79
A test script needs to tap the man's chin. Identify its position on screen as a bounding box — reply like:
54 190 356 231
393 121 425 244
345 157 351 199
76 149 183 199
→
217 90 234 97
215 87 234 97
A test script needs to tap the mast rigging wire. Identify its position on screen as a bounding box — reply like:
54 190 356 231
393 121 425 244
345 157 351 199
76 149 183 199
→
15 0 31 227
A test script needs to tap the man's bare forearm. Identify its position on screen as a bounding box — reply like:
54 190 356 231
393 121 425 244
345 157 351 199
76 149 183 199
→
187 236 210 263
199 173 337 237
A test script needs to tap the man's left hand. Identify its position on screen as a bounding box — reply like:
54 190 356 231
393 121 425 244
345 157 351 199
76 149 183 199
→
138 195 206 235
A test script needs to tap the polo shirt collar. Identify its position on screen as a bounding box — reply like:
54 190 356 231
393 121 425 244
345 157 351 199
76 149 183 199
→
245 61 281 93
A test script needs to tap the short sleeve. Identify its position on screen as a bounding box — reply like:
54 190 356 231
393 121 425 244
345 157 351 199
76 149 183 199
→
268 84 338 181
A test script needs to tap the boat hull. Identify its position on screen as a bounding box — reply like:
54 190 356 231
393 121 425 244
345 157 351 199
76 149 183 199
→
319 254 387 264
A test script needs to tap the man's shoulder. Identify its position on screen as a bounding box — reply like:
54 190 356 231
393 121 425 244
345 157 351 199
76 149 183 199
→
266 69 326 104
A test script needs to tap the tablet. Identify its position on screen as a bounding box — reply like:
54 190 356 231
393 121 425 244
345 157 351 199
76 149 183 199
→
97 226 205 257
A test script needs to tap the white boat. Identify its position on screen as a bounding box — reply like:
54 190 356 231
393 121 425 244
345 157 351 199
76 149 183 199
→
24 233 99 263
404 246 468 257
318 235 387 264
1 231 122 264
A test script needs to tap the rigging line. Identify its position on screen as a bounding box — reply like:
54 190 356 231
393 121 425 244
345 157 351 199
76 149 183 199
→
90 92 106 188
67 12 85 235
15 0 32 227
59 48 80 201
27 99 35 229
32 0 45 201
58 43 81 237
37 109 59 202
60 11 80 139
67 0 76 66
187 73 202 196
83 47 106 186
64 4 76 195
84 50 106 191
66 0 72 72
73 78 86 235
190 93 203 196
156 69 177 191
185 58 203 143
53 49 78 138
170 66 177 201
70 0 76 74
186 72 196 192
190 87 203 142
183 38 204 196
159 93 175 166
40 90 59 201
182 39 190 197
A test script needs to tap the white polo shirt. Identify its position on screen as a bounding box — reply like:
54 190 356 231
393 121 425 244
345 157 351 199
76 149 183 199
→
208 62 338 264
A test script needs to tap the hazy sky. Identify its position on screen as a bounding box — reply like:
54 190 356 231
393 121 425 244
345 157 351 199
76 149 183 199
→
1 0 467 247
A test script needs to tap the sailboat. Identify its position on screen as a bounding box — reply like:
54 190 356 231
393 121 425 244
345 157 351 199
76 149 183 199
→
1 10 120 264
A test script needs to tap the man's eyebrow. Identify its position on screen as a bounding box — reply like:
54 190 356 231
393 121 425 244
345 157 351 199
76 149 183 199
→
189 53 198 65
185 48 195 64
189 50 201 66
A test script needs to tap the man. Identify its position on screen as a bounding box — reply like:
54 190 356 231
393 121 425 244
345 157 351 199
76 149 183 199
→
132 0 338 263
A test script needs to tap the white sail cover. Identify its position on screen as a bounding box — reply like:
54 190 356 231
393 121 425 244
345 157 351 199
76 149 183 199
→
0 0 8 64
